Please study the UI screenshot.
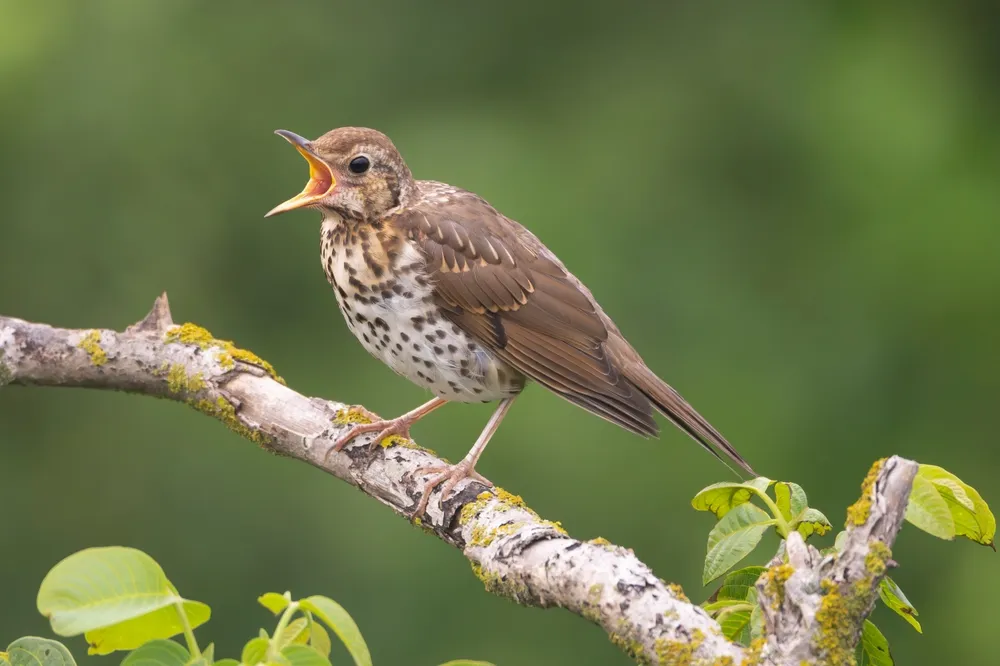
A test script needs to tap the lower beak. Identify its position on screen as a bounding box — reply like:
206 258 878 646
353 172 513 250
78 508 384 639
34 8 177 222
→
265 130 336 217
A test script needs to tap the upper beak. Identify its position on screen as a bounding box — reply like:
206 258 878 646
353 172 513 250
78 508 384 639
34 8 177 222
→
265 130 336 217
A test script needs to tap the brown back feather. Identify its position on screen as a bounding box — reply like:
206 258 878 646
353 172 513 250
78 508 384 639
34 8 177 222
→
393 182 754 473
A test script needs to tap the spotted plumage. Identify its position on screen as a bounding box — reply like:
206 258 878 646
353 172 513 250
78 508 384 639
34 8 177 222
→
266 126 754 517
320 216 523 402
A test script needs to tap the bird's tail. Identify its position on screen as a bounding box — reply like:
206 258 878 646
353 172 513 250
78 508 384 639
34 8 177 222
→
627 365 755 477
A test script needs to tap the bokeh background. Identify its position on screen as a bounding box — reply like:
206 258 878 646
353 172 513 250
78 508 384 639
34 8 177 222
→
2 1 998 664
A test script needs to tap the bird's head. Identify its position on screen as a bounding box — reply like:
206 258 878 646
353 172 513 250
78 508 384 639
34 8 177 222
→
265 127 415 222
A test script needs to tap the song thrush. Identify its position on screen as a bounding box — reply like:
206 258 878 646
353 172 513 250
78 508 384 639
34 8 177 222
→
266 127 754 517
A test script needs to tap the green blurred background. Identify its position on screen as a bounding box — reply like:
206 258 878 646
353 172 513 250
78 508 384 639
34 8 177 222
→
2 1 997 663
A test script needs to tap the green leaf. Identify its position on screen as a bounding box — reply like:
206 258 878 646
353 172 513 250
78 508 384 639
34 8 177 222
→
794 507 833 539
202 643 215 665
774 482 808 522
307 623 330 659
276 619 310 650
279 645 330 666
878 577 921 633
120 639 189 666
214 661 239 666
258 594 290 616
6 637 77 666
718 610 752 644
241 637 270 666
86 601 210 656
298 597 372 666
856 620 894 666
716 566 766 602
701 599 753 614
905 473 955 540
749 604 764 642
437 662 496 666
36 547 210 655
703 504 773 584
918 465 996 548
692 478 774 519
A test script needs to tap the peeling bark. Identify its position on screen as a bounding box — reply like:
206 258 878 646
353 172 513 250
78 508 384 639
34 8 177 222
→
0 295 919 665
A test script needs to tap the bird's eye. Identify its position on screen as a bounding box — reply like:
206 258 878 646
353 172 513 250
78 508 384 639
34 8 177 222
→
348 156 371 174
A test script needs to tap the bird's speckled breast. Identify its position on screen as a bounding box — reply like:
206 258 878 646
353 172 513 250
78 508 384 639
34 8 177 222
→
319 218 523 402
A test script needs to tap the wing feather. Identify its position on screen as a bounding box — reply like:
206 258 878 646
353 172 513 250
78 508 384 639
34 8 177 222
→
396 191 656 435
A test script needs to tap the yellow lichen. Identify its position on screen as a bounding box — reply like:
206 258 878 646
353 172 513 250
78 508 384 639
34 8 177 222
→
460 487 536 525
761 563 794 609
493 487 527 509
814 580 854 666
380 434 409 447
469 520 527 548
164 322 283 383
652 627 703 665
865 541 890 578
854 541 891 598
375 433 436 454
611 637 647 664
460 487 564 550
589 536 612 547
192 396 272 447
469 524 489 546
166 364 205 394
610 618 648 664
469 561 527 600
846 459 884 526
582 583 604 622
666 582 690 604
741 638 765 666
333 408 372 425
459 491 495 525
164 322 216 347
540 519 568 535
215 350 235 370
810 540 890 666
77 330 107 366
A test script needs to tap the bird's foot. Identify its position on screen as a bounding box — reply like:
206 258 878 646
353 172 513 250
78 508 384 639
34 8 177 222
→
412 460 493 520
325 411 416 460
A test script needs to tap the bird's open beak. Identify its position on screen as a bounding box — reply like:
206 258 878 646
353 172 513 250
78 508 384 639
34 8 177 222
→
265 130 336 217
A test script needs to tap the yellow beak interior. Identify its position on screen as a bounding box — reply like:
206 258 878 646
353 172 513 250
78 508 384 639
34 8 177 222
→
265 142 336 217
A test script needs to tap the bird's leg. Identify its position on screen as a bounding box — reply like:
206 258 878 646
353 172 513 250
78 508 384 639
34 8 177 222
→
324 397 447 459
412 396 517 519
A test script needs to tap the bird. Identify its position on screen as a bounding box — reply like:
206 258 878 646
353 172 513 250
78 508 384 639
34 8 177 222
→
266 127 754 517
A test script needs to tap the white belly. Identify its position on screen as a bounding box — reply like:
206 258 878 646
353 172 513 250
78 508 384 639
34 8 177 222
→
322 221 521 403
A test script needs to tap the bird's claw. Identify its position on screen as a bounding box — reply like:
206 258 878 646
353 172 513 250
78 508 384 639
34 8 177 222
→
412 461 492 520
324 414 414 460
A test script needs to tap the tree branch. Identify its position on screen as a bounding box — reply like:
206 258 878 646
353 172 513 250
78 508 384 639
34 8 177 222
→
0 295 918 665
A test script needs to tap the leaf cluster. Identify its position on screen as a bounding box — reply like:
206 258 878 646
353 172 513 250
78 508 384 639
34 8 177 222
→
3 547 491 666
692 463 995 665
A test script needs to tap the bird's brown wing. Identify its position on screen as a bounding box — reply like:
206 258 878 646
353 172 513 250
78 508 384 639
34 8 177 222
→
395 190 659 436
395 186 755 476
